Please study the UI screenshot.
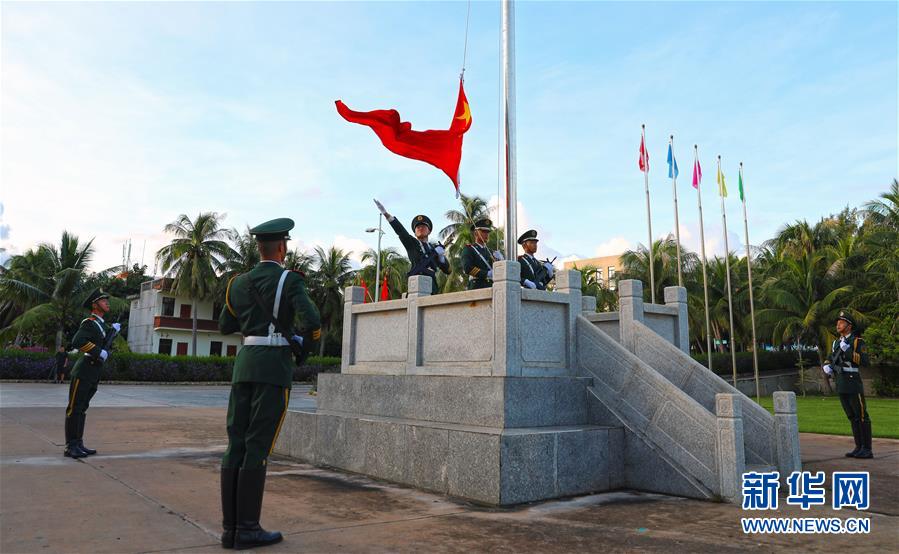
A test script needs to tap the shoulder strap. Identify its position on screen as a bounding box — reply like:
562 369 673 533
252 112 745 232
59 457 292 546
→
273 270 290 320
469 244 491 268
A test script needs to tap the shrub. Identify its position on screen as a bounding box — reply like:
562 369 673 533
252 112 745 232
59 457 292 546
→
872 366 899 398
0 348 341 383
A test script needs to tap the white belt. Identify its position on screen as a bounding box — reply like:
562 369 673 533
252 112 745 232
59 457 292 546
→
244 336 289 346
841 366 859 373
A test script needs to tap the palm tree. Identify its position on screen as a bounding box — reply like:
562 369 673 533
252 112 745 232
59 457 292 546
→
284 249 314 274
309 246 354 356
0 232 97 349
156 213 237 356
619 235 697 304
358 247 410 301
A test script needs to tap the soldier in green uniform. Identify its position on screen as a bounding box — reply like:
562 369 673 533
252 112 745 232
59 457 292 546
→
218 218 321 550
461 218 501 290
516 229 554 290
373 199 450 295
822 311 873 459
64 289 120 458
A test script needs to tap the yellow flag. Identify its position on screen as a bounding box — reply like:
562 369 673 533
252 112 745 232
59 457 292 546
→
717 166 728 197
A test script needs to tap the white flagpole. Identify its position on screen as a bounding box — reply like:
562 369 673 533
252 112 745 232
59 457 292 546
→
501 0 518 261
741 162 761 402
670 135 683 287
695 145 713 372
719 155 738 387
642 124 656 304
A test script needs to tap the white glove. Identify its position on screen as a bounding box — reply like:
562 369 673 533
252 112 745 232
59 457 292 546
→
292 335 304 346
543 262 554 278
492 250 504 261
99 350 109 361
373 198 393 221
111 323 121 333
487 269 494 280
840 340 850 352
435 245 445 257
523 279 537 289
823 364 833 376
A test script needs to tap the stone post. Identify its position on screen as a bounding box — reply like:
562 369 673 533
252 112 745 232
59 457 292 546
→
406 275 432 373
341 286 365 371
581 295 597 314
618 279 644 354
555 269 582 369
492 261 521 377
772 391 802 476
664 286 690 355
715 393 746 503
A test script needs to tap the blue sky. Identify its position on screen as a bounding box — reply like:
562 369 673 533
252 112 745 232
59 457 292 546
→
1 1 896 272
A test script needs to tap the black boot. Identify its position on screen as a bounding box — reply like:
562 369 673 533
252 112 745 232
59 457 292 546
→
63 416 86 458
845 420 862 457
76 414 97 455
221 467 240 549
855 421 874 459
234 468 282 550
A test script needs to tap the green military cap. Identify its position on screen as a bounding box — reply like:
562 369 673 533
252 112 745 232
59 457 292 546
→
836 310 857 328
410 214 433 232
517 229 538 245
83 288 110 309
472 217 493 231
250 218 294 242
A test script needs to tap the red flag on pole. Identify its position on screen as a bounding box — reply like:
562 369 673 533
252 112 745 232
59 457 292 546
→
692 157 702 189
380 273 389 301
638 135 650 173
359 278 370 303
336 78 472 196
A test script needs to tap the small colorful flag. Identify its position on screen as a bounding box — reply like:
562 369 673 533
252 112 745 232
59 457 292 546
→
667 144 678 179
639 135 649 173
359 278 370 303
738 168 745 202
717 166 728 198
380 273 390 301
692 157 702 189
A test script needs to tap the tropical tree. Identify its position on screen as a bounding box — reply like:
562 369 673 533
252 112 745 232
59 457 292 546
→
0 232 100 349
619 235 698 304
156 212 237 356
308 246 354 356
357 247 410 301
284 249 314 274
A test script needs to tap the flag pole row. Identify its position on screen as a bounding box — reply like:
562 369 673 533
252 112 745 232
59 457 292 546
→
641 127 760 395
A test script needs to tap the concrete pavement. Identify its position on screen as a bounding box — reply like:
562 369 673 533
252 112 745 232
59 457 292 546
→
1 383 897 553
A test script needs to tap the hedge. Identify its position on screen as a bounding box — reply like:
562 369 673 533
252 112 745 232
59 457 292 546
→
0 349 340 383
690 350 806 376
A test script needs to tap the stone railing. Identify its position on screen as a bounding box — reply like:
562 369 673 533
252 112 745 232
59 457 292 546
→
583 279 689 354
341 261 583 377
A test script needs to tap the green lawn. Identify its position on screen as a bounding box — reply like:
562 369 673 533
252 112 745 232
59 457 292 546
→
756 396 898 439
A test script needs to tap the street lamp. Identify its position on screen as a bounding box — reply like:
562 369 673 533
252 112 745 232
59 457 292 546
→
365 214 385 302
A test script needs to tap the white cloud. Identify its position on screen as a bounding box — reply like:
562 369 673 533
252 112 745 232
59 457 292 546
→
594 237 632 257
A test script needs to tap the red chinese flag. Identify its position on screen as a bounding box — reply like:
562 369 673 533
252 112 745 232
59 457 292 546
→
638 135 650 173
359 278 370 303
380 273 389 301
336 78 472 195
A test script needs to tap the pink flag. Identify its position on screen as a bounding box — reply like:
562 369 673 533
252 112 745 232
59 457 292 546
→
692 157 702 189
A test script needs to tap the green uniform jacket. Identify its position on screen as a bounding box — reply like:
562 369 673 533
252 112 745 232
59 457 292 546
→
461 243 494 290
518 254 551 290
830 332 869 395
219 261 321 388
70 315 110 383
387 217 450 295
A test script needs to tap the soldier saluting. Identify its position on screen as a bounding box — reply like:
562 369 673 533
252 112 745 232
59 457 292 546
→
822 311 873 459
516 229 554 290
218 218 321 550
63 288 120 458
374 199 450 295
462 218 502 290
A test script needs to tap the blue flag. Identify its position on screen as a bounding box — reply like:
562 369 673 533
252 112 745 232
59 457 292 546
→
667 144 679 179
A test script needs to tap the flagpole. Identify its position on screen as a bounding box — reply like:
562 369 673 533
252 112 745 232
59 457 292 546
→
501 0 518 261
642 124 656 304
718 155 738 387
695 145 713 372
741 162 761 402
670 135 683 287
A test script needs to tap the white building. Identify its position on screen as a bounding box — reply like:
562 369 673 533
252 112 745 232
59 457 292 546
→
128 278 243 357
